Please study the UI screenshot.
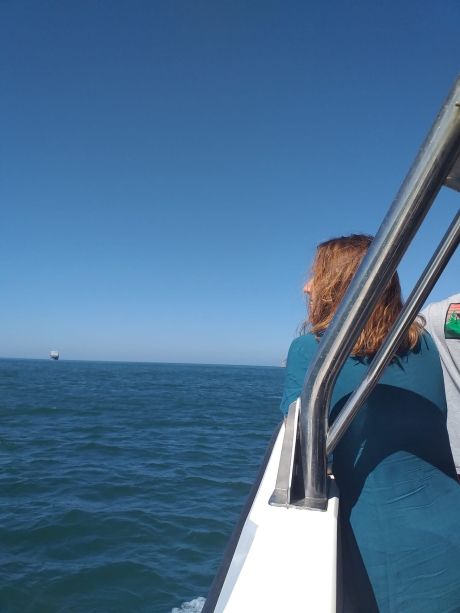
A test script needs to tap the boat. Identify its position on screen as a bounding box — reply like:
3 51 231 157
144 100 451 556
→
202 77 460 612
50 350 59 360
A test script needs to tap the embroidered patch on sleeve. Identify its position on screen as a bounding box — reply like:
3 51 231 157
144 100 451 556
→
445 303 460 339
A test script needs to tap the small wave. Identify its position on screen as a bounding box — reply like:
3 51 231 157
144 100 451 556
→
171 596 205 613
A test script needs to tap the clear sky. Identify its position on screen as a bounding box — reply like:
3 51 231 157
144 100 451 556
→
1 0 459 365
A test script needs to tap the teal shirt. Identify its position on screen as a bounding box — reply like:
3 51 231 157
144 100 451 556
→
281 333 460 612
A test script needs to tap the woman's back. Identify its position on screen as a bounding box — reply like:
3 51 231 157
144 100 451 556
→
281 332 460 612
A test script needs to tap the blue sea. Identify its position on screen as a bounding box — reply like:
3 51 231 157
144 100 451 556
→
0 358 283 612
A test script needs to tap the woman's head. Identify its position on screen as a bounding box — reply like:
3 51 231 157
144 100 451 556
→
304 234 423 356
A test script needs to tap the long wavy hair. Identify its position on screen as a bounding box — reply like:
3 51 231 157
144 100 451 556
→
304 234 424 356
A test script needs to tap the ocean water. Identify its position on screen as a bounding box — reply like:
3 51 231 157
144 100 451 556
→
0 358 283 612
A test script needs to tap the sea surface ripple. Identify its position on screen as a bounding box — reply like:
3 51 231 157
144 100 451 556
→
0 359 283 612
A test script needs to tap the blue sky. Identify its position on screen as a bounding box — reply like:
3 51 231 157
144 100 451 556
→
1 0 459 365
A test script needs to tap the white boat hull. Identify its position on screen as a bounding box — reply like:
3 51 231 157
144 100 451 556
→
204 422 340 612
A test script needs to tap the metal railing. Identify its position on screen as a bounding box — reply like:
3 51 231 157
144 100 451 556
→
271 76 460 510
326 209 460 456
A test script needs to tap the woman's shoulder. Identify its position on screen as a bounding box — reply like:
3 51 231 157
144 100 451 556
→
280 333 319 415
419 329 439 350
287 333 318 361
379 330 446 408
410 330 441 361
285 333 320 375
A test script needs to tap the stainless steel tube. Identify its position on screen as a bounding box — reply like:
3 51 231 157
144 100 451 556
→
300 77 460 510
326 209 460 456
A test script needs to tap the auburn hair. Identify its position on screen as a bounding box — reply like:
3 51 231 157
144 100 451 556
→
305 234 424 356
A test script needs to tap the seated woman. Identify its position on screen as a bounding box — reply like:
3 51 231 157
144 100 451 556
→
280 234 460 613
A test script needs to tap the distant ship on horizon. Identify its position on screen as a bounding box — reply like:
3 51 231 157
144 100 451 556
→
50 350 59 360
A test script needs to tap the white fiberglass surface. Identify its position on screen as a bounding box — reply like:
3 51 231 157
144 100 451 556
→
215 425 340 613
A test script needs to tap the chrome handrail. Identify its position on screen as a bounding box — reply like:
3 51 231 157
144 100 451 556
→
298 77 460 510
326 209 460 455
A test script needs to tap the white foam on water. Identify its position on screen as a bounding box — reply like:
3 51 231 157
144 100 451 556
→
171 596 206 613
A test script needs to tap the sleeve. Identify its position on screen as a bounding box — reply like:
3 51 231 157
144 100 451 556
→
279 335 316 415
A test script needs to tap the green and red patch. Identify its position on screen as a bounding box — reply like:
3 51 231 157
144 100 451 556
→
445 303 460 339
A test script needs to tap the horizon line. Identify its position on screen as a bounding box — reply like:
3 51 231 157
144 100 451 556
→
0 355 283 369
